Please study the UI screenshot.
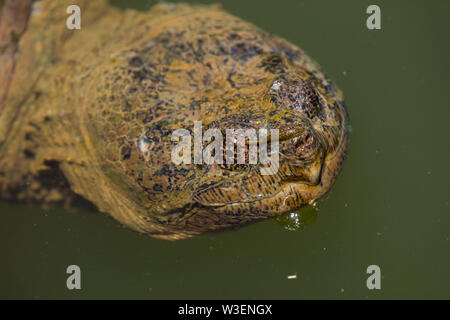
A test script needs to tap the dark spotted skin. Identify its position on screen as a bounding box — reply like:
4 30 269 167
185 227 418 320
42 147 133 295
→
0 1 349 240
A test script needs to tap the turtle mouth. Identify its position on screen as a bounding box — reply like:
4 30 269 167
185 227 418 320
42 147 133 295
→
192 131 325 207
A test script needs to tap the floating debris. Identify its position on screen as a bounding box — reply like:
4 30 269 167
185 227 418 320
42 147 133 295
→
287 273 297 280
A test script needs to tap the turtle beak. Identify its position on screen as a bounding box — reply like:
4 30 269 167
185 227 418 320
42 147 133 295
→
301 159 322 184
286 151 323 185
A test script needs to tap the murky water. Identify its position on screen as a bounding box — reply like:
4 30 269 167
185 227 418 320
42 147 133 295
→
1 0 449 299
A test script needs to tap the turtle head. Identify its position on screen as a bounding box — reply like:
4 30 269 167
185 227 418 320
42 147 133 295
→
69 10 349 238
191 54 349 217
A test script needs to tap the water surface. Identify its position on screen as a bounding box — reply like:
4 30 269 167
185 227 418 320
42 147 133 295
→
1 0 449 299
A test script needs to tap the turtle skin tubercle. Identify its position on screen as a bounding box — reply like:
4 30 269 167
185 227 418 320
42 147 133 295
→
0 0 349 240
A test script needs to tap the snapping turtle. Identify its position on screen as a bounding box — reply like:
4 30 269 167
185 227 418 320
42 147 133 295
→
0 0 349 240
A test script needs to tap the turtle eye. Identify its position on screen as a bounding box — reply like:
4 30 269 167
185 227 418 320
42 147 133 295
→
291 131 316 160
269 74 326 121
292 86 324 120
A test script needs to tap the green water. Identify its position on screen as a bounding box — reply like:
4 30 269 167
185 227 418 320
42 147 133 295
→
1 0 449 299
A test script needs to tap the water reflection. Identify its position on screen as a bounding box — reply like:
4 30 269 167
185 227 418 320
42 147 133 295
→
275 204 318 231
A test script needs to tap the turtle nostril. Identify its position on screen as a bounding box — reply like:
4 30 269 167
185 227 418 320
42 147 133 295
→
293 132 314 156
